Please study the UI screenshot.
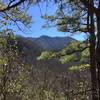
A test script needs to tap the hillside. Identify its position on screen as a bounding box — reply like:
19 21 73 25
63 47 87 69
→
27 35 76 51
16 35 77 72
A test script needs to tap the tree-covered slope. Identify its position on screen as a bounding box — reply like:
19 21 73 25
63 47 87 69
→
28 35 76 51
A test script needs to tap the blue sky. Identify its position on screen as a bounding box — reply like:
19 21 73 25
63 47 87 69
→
16 2 86 41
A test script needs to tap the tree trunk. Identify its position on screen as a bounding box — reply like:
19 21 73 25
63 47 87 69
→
96 13 100 100
89 38 98 100
89 11 98 100
86 0 98 99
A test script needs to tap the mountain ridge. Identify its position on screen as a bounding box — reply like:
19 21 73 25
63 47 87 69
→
26 35 77 51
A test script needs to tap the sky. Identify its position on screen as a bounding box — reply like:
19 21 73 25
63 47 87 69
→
16 2 86 41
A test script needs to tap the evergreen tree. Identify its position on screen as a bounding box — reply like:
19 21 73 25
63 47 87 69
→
36 0 100 99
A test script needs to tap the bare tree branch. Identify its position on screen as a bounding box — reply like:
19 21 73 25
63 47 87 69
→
0 0 26 12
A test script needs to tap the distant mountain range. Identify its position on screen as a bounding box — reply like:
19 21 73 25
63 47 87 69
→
16 35 76 63
16 35 85 73
27 35 76 51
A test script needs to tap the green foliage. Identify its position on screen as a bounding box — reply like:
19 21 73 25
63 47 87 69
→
9 7 32 26
59 54 78 64
80 48 90 62
42 15 56 22
41 0 83 33
38 41 89 73
57 17 79 32
60 41 85 55
69 64 90 71
0 1 32 33
0 33 33 100
37 51 56 60
38 41 89 62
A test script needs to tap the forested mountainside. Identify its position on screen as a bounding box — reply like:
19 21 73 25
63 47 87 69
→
16 36 78 66
16 36 88 72
26 35 76 51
